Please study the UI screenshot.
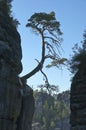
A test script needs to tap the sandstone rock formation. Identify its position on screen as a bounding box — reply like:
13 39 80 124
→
70 67 86 129
0 1 34 130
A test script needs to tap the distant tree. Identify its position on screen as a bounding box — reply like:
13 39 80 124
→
50 121 55 129
33 89 70 130
38 84 59 95
69 30 86 75
21 12 66 90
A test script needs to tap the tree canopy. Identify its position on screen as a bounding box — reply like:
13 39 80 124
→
69 30 86 74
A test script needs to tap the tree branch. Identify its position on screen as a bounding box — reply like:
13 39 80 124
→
44 36 60 43
35 59 50 87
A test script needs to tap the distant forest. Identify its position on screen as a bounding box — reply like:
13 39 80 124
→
32 89 70 130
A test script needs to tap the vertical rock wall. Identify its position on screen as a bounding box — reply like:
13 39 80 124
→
0 1 34 130
70 68 86 130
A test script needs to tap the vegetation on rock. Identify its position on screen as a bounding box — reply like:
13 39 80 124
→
68 30 86 75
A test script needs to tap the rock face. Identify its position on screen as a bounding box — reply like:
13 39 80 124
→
0 2 22 75
70 67 86 129
0 1 34 130
16 85 34 130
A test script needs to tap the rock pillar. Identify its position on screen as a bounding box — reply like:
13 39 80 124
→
70 69 86 130
0 1 34 129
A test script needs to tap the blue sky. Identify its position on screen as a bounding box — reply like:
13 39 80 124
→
12 0 86 92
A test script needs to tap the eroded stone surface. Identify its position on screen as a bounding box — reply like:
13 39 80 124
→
0 1 34 130
70 68 86 129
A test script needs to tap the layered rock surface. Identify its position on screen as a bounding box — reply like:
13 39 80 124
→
0 1 34 130
70 68 86 130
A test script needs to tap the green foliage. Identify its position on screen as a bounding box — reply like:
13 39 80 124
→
26 11 62 35
50 121 55 129
38 84 59 95
0 0 13 15
33 89 70 130
0 0 19 28
46 58 67 68
69 30 86 74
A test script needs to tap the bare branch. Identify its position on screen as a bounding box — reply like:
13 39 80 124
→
35 59 51 93
45 42 60 58
44 36 60 43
